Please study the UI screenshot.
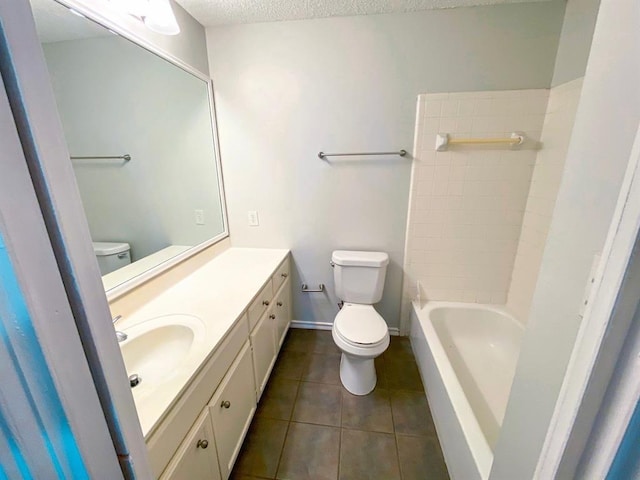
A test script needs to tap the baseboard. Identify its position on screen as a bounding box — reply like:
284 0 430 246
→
290 320 333 331
291 320 400 336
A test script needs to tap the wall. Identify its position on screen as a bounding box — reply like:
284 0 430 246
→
507 78 583 321
403 89 547 311
551 0 600 87
61 0 209 75
43 36 224 261
206 3 565 329
491 0 640 476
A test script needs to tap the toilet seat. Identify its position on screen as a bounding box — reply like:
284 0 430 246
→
334 304 388 348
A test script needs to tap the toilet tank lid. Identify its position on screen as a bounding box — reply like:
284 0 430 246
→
92 242 130 256
332 250 389 267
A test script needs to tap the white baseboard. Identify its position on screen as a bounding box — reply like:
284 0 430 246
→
290 320 333 331
291 320 400 336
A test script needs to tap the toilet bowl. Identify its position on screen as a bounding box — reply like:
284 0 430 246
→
331 250 390 395
332 303 390 395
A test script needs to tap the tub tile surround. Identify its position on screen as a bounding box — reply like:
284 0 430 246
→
507 78 584 321
231 330 449 480
402 89 548 314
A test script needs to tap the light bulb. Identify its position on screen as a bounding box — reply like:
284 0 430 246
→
144 0 180 36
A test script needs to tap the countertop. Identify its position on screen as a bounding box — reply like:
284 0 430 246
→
113 247 290 437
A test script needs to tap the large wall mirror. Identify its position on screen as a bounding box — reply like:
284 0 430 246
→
29 0 228 298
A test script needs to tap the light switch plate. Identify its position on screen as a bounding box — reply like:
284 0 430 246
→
194 209 205 225
248 211 259 226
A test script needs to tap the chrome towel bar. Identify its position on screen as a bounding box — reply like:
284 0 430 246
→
71 154 131 162
318 150 407 159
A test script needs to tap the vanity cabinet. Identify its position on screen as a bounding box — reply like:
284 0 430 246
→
273 279 291 349
249 258 291 399
251 307 277 399
151 251 292 480
209 342 256 479
159 410 220 480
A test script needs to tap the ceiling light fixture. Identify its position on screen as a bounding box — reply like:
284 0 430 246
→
144 0 181 36
107 0 180 36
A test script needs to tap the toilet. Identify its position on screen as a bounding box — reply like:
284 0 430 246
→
331 250 390 395
92 242 131 275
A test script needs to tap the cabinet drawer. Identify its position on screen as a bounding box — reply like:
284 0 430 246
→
251 308 277 399
247 282 274 331
272 257 290 293
273 279 291 350
159 409 220 480
210 341 256 479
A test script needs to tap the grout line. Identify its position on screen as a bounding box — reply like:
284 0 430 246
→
394 430 404 480
337 426 343 480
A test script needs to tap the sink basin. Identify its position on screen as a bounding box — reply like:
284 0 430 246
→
120 314 206 387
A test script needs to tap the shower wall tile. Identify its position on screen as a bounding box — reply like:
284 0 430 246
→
402 89 548 315
507 78 584 322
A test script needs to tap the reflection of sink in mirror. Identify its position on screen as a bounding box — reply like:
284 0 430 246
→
28 0 228 297
119 314 206 387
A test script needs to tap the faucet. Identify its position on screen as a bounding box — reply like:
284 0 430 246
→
112 315 128 343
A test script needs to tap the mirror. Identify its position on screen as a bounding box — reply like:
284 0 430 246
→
29 0 227 296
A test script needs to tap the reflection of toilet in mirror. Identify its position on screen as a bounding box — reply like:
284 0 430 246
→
93 242 131 275
331 250 390 395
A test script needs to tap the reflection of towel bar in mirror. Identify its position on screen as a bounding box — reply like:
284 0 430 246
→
302 283 325 293
435 132 525 151
318 150 407 159
70 154 131 162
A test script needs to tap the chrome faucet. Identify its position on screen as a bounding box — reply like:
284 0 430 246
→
112 315 128 343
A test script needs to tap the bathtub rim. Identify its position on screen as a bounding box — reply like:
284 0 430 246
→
412 300 522 479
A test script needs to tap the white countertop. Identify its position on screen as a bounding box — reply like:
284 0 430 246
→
102 245 192 291
113 247 289 438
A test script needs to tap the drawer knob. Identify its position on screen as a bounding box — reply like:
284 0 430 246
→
197 439 209 449
269 314 276 320
262 300 270 306
277 302 283 307
221 400 231 409
281 273 288 278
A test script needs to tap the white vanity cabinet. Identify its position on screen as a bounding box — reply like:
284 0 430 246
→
159 410 220 480
251 306 277 399
249 258 291 399
209 341 256 479
273 279 291 349
150 250 292 480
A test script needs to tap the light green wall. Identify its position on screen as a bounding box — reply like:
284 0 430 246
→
551 0 601 86
207 1 566 329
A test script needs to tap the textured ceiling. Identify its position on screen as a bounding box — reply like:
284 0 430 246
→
29 0 110 44
176 0 553 26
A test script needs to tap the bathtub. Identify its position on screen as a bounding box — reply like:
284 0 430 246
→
410 301 524 480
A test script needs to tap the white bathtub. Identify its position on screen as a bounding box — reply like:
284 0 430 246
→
410 301 524 480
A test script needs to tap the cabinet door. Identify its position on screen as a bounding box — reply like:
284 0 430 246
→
250 308 277 399
209 342 256 479
159 409 220 480
272 257 290 294
273 279 291 350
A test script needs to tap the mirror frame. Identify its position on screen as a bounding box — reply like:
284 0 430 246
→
45 0 229 301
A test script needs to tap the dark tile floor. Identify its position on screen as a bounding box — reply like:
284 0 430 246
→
231 329 450 480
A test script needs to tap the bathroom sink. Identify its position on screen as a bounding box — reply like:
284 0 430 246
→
119 314 206 388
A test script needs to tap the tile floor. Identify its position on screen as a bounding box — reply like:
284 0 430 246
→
231 329 450 480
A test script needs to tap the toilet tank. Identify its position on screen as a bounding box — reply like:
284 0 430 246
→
332 250 389 304
93 242 131 275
